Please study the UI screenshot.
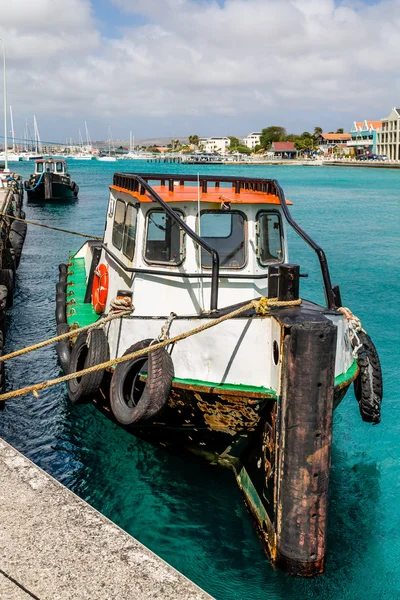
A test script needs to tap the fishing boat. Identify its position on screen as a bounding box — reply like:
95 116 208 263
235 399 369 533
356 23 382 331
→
24 159 79 201
55 172 382 577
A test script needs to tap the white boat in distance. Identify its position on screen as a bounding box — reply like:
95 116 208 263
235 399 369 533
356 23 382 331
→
73 153 94 160
97 155 117 162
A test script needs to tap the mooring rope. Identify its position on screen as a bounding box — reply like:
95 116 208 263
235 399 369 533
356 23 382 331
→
0 213 103 240
0 296 301 402
0 309 132 364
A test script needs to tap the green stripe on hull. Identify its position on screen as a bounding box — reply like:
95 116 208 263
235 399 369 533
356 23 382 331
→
172 376 277 398
334 360 358 388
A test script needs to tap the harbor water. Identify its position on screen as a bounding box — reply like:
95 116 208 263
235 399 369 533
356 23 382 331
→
0 160 399 599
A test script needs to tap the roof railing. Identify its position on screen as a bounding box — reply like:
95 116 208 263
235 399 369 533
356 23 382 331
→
112 173 336 310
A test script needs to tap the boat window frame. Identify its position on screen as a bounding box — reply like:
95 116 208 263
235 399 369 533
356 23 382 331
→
122 201 139 261
255 209 285 267
198 209 248 270
143 208 186 267
112 199 127 251
36 162 44 174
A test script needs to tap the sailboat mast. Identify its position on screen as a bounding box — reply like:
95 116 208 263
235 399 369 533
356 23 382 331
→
9 105 15 152
85 121 91 150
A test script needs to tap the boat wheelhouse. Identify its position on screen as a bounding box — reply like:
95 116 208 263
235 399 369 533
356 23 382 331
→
24 159 79 201
56 173 382 577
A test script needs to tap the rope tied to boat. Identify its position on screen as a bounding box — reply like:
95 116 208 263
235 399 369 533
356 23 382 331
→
0 295 301 402
0 213 103 240
338 306 366 358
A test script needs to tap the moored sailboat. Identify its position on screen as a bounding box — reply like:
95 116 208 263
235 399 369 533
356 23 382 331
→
55 172 382 576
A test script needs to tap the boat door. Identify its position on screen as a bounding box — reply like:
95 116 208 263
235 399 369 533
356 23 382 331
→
102 191 139 308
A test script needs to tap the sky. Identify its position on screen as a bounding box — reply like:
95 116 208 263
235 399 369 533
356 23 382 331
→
0 0 399 142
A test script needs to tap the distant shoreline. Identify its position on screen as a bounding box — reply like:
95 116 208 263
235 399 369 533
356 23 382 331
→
218 160 400 169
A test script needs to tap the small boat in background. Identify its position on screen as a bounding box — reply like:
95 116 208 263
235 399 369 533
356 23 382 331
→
24 159 79 201
97 153 117 162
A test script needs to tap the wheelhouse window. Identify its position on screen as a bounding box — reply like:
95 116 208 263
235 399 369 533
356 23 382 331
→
257 212 283 265
56 162 64 173
144 210 184 265
45 162 54 172
112 199 126 250
122 203 137 260
36 162 43 173
112 199 138 260
199 210 246 269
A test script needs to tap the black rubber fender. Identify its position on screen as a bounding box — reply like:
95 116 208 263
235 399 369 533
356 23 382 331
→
55 299 66 324
1 248 16 273
354 332 383 424
0 268 14 308
56 282 66 295
56 292 66 304
59 264 68 276
110 338 174 426
67 329 109 403
56 323 71 374
9 221 27 269
0 285 7 315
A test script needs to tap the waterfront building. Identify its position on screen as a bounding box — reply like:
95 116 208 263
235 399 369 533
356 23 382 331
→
242 132 262 150
268 141 297 159
348 121 382 156
198 137 230 153
375 108 400 159
317 133 351 154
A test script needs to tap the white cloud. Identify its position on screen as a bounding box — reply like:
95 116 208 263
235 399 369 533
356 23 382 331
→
1 0 400 137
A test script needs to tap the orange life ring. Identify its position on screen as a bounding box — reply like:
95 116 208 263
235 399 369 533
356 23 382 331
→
92 263 109 314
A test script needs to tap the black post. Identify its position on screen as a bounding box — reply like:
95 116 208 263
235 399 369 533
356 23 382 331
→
44 173 52 200
275 319 337 576
268 265 279 298
84 246 102 304
278 264 299 301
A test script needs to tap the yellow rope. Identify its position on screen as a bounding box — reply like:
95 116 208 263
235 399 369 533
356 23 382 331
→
0 296 301 402
0 310 132 364
0 212 103 240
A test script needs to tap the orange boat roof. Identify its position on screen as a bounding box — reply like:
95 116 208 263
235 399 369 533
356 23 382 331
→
110 184 292 205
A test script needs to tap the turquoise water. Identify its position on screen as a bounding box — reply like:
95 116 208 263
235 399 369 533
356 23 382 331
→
0 160 399 599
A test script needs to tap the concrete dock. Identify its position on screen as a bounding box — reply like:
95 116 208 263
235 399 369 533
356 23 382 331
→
0 439 213 600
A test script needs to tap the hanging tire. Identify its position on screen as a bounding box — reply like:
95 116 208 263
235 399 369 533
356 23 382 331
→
59 264 68 276
110 338 174 426
2 248 16 273
56 323 71 374
56 299 66 324
56 292 66 304
0 268 14 308
354 332 383 424
0 285 7 315
9 222 26 269
67 329 109 403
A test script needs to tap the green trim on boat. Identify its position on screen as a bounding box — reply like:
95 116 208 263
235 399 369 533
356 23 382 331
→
172 376 277 398
66 257 100 329
334 360 358 388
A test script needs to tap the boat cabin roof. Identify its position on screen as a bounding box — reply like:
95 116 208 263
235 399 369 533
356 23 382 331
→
35 158 67 174
111 173 292 205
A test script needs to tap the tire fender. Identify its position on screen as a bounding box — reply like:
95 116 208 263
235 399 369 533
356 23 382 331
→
67 329 109 403
110 338 174 426
56 299 66 324
0 268 14 308
354 331 383 424
56 323 71 374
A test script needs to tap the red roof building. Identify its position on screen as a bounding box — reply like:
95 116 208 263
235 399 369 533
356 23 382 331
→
270 141 297 152
269 141 297 158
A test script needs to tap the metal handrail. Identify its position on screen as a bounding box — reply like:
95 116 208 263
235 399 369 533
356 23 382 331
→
112 172 336 310
135 175 220 310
